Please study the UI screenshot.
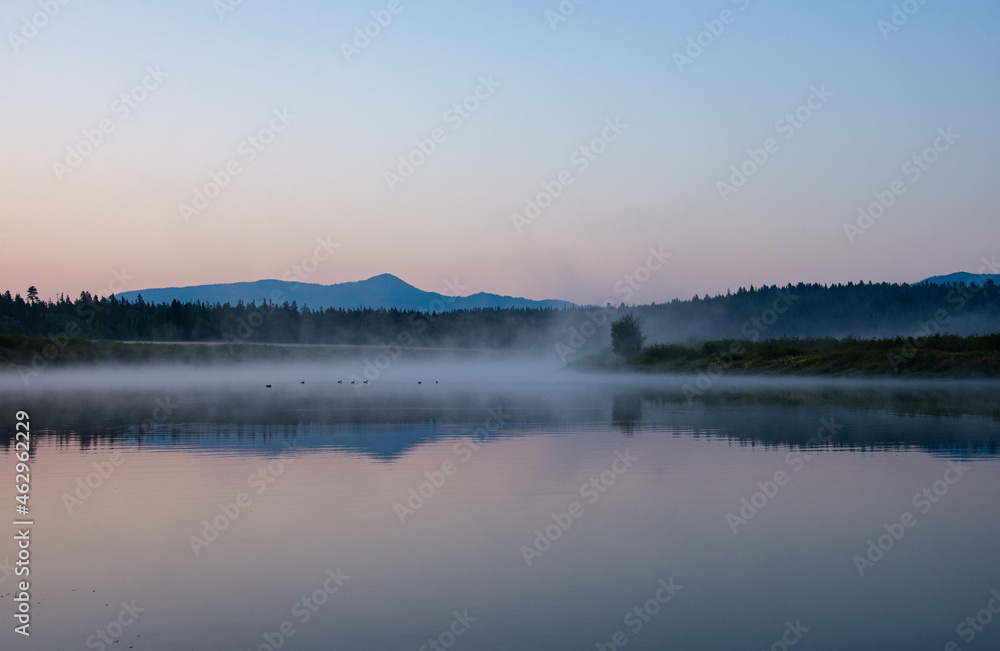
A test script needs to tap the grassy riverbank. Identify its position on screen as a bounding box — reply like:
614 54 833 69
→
0 334 499 370
584 334 1000 378
2 333 999 378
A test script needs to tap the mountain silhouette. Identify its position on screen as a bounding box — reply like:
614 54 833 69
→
919 272 1000 286
117 274 574 311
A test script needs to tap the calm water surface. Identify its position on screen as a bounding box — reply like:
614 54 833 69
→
0 370 998 650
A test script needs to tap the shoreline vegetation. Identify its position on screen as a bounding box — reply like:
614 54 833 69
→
0 333 998 379
2 280 999 348
579 334 1000 378
0 334 505 370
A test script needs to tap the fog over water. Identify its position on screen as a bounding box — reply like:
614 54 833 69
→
1 359 998 649
2 358 998 454
4 354 1000 392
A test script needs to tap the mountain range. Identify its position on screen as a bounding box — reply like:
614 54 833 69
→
117 274 575 311
917 272 1000 286
115 271 997 312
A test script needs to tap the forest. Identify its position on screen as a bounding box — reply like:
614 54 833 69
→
1 279 998 353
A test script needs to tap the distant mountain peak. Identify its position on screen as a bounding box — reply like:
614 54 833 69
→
362 273 419 290
118 275 574 312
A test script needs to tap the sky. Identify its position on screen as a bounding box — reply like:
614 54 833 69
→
1 0 998 305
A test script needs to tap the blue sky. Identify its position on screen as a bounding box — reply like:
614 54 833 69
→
1 0 998 303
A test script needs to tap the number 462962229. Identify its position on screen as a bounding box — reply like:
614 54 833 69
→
15 411 30 511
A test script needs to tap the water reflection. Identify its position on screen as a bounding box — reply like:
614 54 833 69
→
611 393 644 436
3 380 998 456
0 377 997 649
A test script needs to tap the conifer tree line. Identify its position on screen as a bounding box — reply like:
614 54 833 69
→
0 279 997 348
